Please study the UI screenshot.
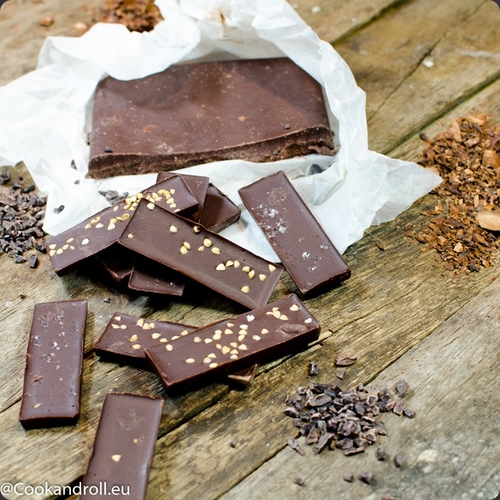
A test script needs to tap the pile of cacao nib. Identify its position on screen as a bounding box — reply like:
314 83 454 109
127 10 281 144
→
96 0 163 33
284 380 413 457
404 113 500 273
0 171 47 267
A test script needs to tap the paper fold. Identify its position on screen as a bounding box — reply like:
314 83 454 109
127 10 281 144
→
0 0 441 260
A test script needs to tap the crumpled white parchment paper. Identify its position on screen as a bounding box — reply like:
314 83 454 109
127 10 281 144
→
0 0 441 262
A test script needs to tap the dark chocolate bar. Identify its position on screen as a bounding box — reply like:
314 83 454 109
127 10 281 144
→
128 256 186 296
200 184 241 232
94 312 196 360
118 199 283 309
46 175 196 275
144 294 320 391
19 300 87 429
88 58 335 179
238 171 351 296
157 172 210 222
81 393 163 500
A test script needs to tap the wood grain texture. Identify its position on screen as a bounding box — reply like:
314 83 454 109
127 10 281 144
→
0 0 500 498
222 270 500 500
365 0 500 153
334 0 486 121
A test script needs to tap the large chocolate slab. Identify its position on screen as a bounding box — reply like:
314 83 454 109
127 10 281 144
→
118 199 283 309
19 300 87 429
94 312 196 361
239 170 351 296
46 176 196 275
144 294 320 391
88 58 335 179
81 393 163 500
200 184 241 232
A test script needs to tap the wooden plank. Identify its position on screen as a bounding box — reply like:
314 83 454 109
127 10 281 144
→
0 353 229 498
293 0 403 44
364 0 500 153
221 267 500 500
0 0 104 86
142 209 500 499
334 0 486 121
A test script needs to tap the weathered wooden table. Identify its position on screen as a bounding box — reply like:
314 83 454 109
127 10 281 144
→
1 1 499 499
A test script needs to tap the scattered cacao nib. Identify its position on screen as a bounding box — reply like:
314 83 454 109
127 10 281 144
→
403 408 416 419
284 379 414 461
54 205 65 214
99 189 129 205
393 451 405 468
336 367 347 380
376 446 386 461
28 254 38 268
343 472 354 483
381 495 396 500
287 438 305 456
293 477 305 486
0 173 46 266
405 114 500 273
395 380 409 396
358 471 374 485
95 0 164 33
308 361 319 376
335 355 357 367
103 297 111 304
230 440 237 448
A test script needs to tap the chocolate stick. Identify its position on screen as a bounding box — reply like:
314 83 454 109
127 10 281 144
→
81 393 163 500
19 300 87 429
144 294 320 391
238 170 351 296
118 199 283 309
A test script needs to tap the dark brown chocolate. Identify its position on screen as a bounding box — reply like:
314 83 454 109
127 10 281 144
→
81 393 163 500
238 171 351 296
19 300 87 429
200 184 241 232
88 58 335 179
157 172 210 222
128 256 186 296
144 294 320 391
94 312 196 360
46 175 196 275
118 199 283 309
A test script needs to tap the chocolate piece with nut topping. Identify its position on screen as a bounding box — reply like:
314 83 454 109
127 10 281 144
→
19 300 87 429
81 393 163 500
88 58 335 179
45 175 197 275
239 170 350 296
94 312 197 361
118 198 283 309
144 294 320 391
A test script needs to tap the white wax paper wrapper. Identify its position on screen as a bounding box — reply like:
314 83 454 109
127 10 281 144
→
0 0 441 262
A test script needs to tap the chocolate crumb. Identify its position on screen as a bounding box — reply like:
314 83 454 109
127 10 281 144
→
103 297 111 304
358 471 374 485
308 361 319 376
335 355 357 367
54 205 65 214
230 439 237 448
393 451 405 468
104 147 113 153
294 477 305 486
343 472 354 483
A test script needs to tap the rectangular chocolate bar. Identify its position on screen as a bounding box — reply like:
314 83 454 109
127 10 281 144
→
46 175 197 275
118 199 283 309
19 300 87 429
88 58 335 179
81 393 163 500
94 312 196 361
200 184 241 232
144 294 320 391
157 172 210 222
238 171 351 296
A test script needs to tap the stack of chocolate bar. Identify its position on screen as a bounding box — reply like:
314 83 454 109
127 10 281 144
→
19 57 353 499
